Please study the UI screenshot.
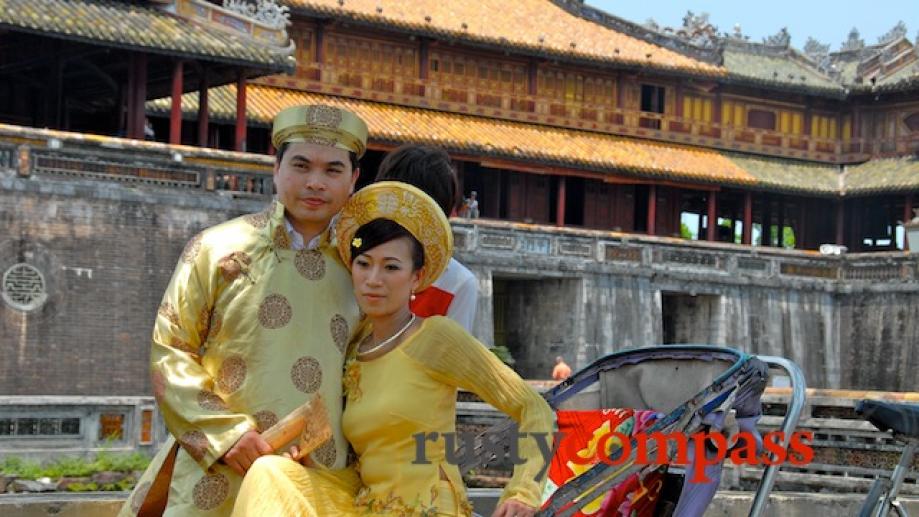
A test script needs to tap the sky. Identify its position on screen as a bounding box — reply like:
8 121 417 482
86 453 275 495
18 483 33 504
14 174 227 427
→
586 0 917 51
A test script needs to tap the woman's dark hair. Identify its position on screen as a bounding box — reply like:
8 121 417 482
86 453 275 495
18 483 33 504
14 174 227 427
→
350 218 424 271
276 142 360 171
375 144 458 216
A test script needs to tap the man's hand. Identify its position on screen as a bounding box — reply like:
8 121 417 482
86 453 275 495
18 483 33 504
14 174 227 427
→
221 430 273 476
492 499 536 517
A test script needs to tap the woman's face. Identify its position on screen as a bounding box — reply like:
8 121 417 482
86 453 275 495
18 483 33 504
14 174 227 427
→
351 236 422 318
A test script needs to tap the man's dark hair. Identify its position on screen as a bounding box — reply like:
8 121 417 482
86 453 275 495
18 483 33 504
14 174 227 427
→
350 218 424 271
375 144 458 216
276 142 360 171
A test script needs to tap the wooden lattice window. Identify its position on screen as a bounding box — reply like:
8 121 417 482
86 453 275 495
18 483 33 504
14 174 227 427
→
431 52 526 97
325 34 417 89
140 409 154 445
99 414 124 441
538 68 614 107
683 94 713 122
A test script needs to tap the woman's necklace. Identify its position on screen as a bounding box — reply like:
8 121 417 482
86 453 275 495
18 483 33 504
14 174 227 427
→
358 313 417 357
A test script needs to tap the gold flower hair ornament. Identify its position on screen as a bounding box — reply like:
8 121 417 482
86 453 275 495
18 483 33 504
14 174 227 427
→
352 237 363 248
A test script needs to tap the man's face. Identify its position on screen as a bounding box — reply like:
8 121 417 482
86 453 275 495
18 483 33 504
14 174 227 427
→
274 142 359 232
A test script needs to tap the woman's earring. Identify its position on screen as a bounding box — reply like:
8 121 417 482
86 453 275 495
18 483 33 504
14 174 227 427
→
410 290 416 302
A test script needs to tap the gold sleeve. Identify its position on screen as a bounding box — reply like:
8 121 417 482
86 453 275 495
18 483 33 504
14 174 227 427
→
150 235 254 470
402 318 555 509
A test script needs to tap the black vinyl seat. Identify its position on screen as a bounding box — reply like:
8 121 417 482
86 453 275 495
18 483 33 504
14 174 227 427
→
856 400 919 439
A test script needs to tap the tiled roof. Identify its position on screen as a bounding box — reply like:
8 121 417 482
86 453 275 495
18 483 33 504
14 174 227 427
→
149 84 758 187
843 157 919 195
282 0 723 77
148 85 919 195
0 0 295 71
725 153 840 195
722 45 844 96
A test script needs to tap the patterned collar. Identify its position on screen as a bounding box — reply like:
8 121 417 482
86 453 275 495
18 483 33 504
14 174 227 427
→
267 199 337 251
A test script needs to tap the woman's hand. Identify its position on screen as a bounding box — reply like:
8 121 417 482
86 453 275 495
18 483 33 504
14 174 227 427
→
282 445 316 467
492 499 536 517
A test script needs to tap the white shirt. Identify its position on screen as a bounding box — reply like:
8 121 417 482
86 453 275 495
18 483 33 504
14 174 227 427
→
410 258 478 333
284 215 336 251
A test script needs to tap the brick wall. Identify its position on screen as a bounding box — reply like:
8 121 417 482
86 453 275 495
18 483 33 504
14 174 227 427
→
0 174 265 395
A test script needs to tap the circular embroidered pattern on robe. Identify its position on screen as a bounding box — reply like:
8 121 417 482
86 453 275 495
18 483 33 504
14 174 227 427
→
258 294 292 329
130 481 152 513
243 210 269 229
196 390 228 411
254 410 279 432
157 301 181 327
295 249 326 280
311 438 337 468
272 225 292 250
151 369 167 403
330 314 349 354
181 233 203 264
217 251 251 282
198 306 222 344
192 472 230 511
178 430 209 462
169 336 197 355
291 356 322 393
216 355 247 394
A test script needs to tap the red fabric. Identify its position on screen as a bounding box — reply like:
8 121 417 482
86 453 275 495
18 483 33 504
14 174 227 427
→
410 286 454 317
545 409 663 517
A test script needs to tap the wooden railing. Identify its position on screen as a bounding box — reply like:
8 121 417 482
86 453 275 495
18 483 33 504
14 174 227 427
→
258 63 919 164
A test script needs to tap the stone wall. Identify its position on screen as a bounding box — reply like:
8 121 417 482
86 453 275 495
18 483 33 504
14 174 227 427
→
0 173 264 395
454 222 919 391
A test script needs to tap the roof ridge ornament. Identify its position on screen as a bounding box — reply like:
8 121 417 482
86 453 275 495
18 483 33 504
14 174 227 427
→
841 28 865 52
222 0 291 29
648 10 720 49
762 27 791 48
877 21 907 46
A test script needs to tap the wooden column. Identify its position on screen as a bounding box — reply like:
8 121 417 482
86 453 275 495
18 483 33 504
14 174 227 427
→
646 185 657 236
675 85 684 118
777 199 786 247
905 194 914 251
742 191 753 245
706 191 717 241
762 194 772 246
527 62 538 96
52 53 64 129
835 200 845 245
235 72 247 152
128 53 147 140
197 67 209 147
169 60 184 145
798 201 808 249
124 57 135 137
555 176 566 227
419 39 429 80
315 24 325 64
713 92 722 124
